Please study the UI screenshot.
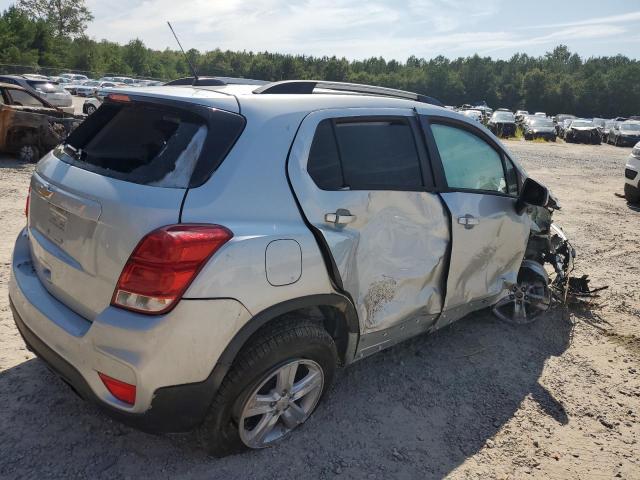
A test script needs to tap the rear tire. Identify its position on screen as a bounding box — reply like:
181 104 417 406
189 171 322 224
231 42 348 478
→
18 144 39 163
86 104 97 115
198 318 338 457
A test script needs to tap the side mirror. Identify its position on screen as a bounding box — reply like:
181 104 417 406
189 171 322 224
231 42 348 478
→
516 178 549 214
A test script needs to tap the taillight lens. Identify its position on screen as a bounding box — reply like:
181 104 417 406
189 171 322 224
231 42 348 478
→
98 372 136 405
112 224 232 314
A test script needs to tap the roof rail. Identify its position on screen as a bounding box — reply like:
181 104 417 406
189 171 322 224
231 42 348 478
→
253 80 444 107
165 76 268 87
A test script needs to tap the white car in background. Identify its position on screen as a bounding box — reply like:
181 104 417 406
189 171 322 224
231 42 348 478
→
82 84 127 114
59 73 89 82
75 80 122 97
461 109 483 123
624 141 640 203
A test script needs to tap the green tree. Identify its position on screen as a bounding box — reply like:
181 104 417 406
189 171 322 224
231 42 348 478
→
16 0 93 37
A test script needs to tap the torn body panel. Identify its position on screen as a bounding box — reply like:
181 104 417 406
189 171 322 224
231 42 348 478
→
0 105 81 158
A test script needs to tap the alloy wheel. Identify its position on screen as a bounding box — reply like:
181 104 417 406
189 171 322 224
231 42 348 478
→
238 359 324 449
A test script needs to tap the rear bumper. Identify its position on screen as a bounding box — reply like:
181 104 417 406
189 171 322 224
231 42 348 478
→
11 298 214 432
9 228 252 432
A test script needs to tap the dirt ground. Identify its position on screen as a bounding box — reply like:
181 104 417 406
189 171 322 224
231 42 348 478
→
0 140 638 480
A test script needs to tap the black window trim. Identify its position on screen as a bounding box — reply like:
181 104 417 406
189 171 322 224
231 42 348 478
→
420 115 520 198
307 114 436 193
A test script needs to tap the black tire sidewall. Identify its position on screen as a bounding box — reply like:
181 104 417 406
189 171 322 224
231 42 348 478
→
199 323 337 457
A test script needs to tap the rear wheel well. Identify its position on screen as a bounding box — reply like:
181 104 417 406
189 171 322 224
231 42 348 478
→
240 304 353 366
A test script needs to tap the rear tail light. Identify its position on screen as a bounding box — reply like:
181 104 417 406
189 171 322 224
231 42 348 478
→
112 224 232 314
107 93 130 102
98 372 136 405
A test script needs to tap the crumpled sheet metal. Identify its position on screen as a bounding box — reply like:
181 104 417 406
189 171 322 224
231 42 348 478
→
326 191 449 333
440 191 530 310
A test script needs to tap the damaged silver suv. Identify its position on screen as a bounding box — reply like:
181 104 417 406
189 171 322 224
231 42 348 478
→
9 80 574 456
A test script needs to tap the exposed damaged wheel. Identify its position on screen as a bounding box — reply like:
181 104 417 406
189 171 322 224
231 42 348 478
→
493 268 551 325
18 144 40 163
86 104 97 115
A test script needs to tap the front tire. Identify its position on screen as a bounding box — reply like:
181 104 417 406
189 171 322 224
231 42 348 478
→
198 318 338 457
625 183 640 204
86 104 97 115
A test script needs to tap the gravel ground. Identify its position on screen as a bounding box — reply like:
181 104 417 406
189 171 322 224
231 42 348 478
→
0 140 638 479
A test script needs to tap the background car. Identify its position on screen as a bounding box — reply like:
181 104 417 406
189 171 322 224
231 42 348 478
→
0 82 80 161
564 119 601 144
59 73 89 82
603 120 615 143
523 116 557 141
554 114 576 136
75 80 121 97
534 112 546 117
461 109 483 123
82 96 101 115
609 121 640 147
515 110 529 124
487 110 516 137
558 118 575 138
624 141 640 203
0 74 74 113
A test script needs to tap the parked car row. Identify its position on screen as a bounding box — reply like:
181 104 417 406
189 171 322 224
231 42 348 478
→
0 74 74 114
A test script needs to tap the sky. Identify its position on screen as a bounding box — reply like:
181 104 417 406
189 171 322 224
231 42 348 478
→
2 0 640 60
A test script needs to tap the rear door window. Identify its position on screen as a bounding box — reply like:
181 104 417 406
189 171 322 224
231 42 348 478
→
58 99 245 188
307 117 424 190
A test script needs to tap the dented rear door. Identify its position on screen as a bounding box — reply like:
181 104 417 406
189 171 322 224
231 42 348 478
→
288 108 449 337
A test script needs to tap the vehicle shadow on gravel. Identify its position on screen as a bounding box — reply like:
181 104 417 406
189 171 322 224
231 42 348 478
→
0 309 573 479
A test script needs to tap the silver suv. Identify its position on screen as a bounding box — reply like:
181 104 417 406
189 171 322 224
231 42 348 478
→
9 80 571 456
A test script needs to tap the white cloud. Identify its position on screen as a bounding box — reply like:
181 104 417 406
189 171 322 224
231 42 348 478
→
72 0 640 60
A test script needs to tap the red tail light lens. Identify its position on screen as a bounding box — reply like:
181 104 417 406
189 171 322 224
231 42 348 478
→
107 93 130 102
112 224 232 314
98 372 136 405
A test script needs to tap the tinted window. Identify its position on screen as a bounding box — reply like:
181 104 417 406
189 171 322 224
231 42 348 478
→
307 119 343 190
7 89 46 107
431 123 507 193
307 118 423 190
335 119 422 189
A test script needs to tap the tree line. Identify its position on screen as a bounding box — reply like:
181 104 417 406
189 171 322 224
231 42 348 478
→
1 2 639 117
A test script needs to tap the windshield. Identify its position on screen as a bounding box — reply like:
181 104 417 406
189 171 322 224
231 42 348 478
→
621 123 640 132
492 112 515 122
572 121 594 128
27 81 65 93
84 81 100 87
531 118 554 127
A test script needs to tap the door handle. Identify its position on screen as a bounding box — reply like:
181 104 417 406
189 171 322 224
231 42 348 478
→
457 214 479 229
325 209 357 225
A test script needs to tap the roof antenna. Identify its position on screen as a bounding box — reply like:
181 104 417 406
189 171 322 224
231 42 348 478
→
167 21 199 84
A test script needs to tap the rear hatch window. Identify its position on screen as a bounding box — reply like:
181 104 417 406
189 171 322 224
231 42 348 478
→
56 97 245 188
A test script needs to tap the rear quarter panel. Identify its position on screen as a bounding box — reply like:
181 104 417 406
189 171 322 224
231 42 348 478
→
181 105 335 315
